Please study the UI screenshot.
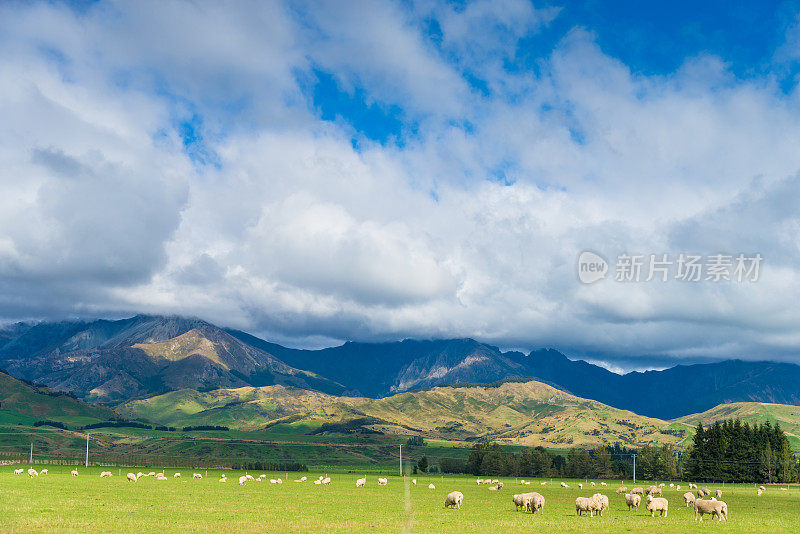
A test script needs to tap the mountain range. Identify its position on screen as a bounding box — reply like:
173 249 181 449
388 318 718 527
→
2 314 800 419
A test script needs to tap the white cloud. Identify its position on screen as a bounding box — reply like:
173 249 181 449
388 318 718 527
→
1 1 800 367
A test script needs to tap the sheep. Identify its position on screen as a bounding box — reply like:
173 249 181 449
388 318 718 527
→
512 494 525 511
669 483 674 488
497 481 504 489
701 487 711 495
676 485 681 491
491 479 499 484
412 479 417 485
575 496 601 517
40 469 48 475
173 472 181 478
313 479 321 485
694 499 727 521
578 483 583 489
428 483 435 489
658 483 665 488
71 469 78 477
521 481 530 485
592 493 610 516
759 485 766 492
259 474 267 480
540 482 546 485
560 482 568 488
697 489 706 498
245 474 255 482
126 472 138 482
322 477 331 485
683 492 696 506
356 475 366 487
193 473 202 479
219 475 227 483
13 468 23 475
137 472 145 478
645 495 669 517
444 491 464 510
520 479 525 485
590 481 596 487
600 482 607 487
156 474 167 481
616 486 628 495
377 477 388 486
147 472 156 477
646 486 662 496
757 488 762 497
476 478 483 485
625 493 641 511
630 487 643 495
27 468 38 478
523 492 545 514
157 472 164 478
100 471 112 478
716 489 722 499
688 483 696 489
488 485 498 491
239 475 248 485
300 476 307 482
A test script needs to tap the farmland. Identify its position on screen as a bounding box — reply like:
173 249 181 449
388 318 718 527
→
1 466 797 532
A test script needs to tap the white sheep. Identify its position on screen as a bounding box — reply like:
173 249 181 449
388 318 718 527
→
193 473 202 479
40 469 48 475
99 471 112 478
757 488 762 497
137 472 145 479
412 479 417 485
512 494 525 511
716 489 722 499
600 482 607 487
156 474 167 481
377 477 388 486
246 474 255 482
578 483 583 489
630 487 643 495
173 472 181 478
428 483 435 489
669 483 674 488
560 482 568 488
356 475 366 487
590 481 596 487
645 495 669 517
658 483 665 488
71 469 78 477
322 477 331 485
476 478 483 485
219 475 227 483
488 485 498 491
239 475 248 485
277 478 283 484
676 484 681 491
625 493 641 511
313 479 321 485
540 482 546 486
27 468 38 477
575 496 600 517
523 492 545 514
592 493 609 516
694 499 727 521
126 472 138 482
147 472 155 477
270 479 277 484
683 492 696 506
444 491 464 509
759 485 766 492
616 486 628 495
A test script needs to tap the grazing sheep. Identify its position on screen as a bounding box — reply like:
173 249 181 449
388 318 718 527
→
193 473 202 479
476 479 483 485
658 483 665 488
71 469 78 477
157 472 164 478
592 493 610 516
688 483 696 489
173 472 181 478
270 479 277 484
40 469 48 475
625 493 641 511
245 474 255 482
147 472 156 477
27 468 38 478
630 487 643 495
757 488 762 497
590 481 596 487
322 477 331 485
694 499 727 521
560 482 568 488
523 492 545 514
497 481 504 489
540 482 546 486
759 485 766 492
701 487 711 495
126 472 138 482
676 485 681 491
488 485 498 491
575 496 600 517
522 481 530 485
428 483 435 489
600 482 607 487
137 472 145 478
377 477 388 486
276 478 283 484
512 494 525 511
13 468 23 475
716 489 722 499
491 479 499 484
520 479 525 485
697 489 706 498
645 495 669 517
356 475 366 487
300 476 307 482
578 483 583 489
412 479 417 485
683 492 696 506
219 475 227 483
259 474 267 480
669 483 674 488
313 479 321 485
444 491 464 510
616 486 628 495
646 486 662 496
156 474 167 481
100 471 112 478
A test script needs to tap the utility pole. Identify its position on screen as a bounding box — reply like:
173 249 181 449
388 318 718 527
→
30 443 33 464
632 453 637 484
399 444 402 476
85 433 89 468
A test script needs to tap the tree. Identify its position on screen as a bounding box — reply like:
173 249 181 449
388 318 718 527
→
417 455 428 473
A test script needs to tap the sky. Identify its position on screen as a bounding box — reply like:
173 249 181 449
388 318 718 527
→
1 0 800 370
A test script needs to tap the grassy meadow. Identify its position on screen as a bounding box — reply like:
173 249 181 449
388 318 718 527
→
0 465 797 533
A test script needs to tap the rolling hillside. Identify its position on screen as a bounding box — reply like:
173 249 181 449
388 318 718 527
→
118 380 690 449
0 370 114 426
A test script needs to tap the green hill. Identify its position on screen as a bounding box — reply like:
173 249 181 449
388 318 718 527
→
119 380 690 449
673 401 800 451
0 370 115 426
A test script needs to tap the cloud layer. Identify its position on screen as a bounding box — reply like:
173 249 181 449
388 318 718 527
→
1 1 800 367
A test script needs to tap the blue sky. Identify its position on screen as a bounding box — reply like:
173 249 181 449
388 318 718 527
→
2 1 800 370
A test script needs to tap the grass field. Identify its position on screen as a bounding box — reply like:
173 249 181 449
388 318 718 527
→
1 466 797 532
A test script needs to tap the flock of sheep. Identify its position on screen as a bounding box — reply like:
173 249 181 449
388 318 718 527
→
12 466 761 522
